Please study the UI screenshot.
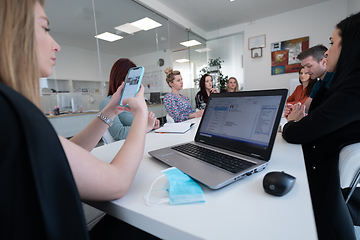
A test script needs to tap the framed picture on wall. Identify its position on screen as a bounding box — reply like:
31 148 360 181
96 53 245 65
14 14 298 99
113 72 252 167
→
248 34 266 50
271 36 309 75
251 48 262 58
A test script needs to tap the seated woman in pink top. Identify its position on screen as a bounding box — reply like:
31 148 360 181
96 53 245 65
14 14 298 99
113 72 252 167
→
286 67 317 105
163 67 203 122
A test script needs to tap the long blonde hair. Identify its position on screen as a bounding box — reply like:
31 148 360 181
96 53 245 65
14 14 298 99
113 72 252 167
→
226 77 239 92
164 67 180 87
0 0 45 107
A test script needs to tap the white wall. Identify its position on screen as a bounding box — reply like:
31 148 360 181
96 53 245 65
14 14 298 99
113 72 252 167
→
131 49 171 94
348 0 360 15
204 0 351 91
48 44 120 84
47 42 173 99
243 0 348 91
207 33 244 90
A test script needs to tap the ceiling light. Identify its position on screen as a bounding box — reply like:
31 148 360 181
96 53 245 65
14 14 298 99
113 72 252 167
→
175 58 190 63
230 0 235 1
180 40 201 47
114 23 142 34
95 32 123 42
131 17 162 31
195 48 212 53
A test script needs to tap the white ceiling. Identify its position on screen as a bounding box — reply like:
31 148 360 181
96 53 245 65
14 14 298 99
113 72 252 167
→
44 0 329 58
156 0 329 32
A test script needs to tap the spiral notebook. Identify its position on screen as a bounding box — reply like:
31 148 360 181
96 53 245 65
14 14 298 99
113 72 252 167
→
155 122 195 134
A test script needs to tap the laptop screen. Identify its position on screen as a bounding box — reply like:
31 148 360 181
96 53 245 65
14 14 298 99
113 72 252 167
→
195 89 287 160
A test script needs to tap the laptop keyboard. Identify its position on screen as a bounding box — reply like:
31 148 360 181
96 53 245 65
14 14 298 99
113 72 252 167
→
171 143 256 174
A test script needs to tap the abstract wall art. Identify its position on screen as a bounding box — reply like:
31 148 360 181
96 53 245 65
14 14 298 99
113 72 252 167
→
271 36 309 75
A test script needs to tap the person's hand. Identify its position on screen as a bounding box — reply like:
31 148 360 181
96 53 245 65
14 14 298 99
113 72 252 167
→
101 82 126 120
153 119 160 130
119 84 147 116
283 103 293 119
287 102 305 122
146 111 158 132
210 88 219 94
192 109 204 118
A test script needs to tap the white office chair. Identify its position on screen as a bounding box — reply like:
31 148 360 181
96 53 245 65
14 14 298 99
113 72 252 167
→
166 114 175 123
339 142 360 203
102 129 116 144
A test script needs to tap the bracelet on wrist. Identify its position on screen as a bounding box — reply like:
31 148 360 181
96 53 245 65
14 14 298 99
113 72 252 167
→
97 112 113 127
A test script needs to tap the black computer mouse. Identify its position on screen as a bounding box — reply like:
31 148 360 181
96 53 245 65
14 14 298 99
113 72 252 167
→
263 171 296 196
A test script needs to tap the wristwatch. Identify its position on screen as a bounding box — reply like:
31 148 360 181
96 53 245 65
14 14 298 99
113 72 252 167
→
97 112 113 127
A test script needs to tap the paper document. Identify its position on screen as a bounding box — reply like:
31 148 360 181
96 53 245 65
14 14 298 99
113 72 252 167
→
155 122 195 134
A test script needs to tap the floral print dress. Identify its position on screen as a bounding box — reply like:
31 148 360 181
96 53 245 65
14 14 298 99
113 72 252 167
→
163 92 194 123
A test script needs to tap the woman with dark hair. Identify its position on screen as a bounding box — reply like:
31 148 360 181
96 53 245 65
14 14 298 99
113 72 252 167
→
107 58 136 97
99 58 159 140
286 67 317 105
195 74 219 110
282 12 360 240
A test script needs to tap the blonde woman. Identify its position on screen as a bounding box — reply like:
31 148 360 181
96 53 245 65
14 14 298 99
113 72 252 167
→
0 0 154 238
226 77 239 92
163 67 203 122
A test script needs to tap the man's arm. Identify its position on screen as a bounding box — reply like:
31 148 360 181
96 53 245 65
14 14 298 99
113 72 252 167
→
304 97 312 113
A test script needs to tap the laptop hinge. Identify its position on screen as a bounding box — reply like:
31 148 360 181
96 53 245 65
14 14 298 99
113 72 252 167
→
250 153 262 160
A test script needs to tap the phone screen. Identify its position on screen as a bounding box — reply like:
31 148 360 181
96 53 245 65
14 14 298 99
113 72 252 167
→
119 66 144 106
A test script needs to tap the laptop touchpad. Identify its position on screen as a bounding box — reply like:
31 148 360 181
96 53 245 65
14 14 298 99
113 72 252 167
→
161 152 192 166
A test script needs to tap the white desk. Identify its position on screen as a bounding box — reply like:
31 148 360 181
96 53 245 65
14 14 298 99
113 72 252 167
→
88 118 317 240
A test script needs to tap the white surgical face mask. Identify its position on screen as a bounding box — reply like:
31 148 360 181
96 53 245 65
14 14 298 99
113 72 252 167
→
144 167 206 206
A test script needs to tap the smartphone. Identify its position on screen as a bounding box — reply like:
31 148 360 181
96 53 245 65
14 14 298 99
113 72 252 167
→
119 66 145 106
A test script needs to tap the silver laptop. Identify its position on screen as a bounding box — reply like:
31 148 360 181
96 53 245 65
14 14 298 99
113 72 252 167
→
149 89 288 189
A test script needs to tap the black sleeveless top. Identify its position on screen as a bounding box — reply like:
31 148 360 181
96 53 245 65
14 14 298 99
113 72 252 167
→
0 82 89 239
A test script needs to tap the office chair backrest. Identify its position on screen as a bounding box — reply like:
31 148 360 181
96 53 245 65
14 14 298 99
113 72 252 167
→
166 114 175 123
102 129 116 144
339 142 360 203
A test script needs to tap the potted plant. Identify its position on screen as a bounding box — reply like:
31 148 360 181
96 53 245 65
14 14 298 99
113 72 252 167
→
194 57 229 91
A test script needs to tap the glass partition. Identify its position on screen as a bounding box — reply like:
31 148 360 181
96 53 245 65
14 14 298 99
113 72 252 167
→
206 33 244 91
42 0 170 122
42 0 100 115
42 0 244 125
92 0 170 123
188 20 244 94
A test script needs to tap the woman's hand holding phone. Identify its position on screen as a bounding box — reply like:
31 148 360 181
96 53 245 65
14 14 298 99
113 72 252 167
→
119 84 147 116
101 82 147 120
100 82 126 121
119 66 145 107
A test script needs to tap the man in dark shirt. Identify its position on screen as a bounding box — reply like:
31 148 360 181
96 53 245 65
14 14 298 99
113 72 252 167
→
284 45 329 118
